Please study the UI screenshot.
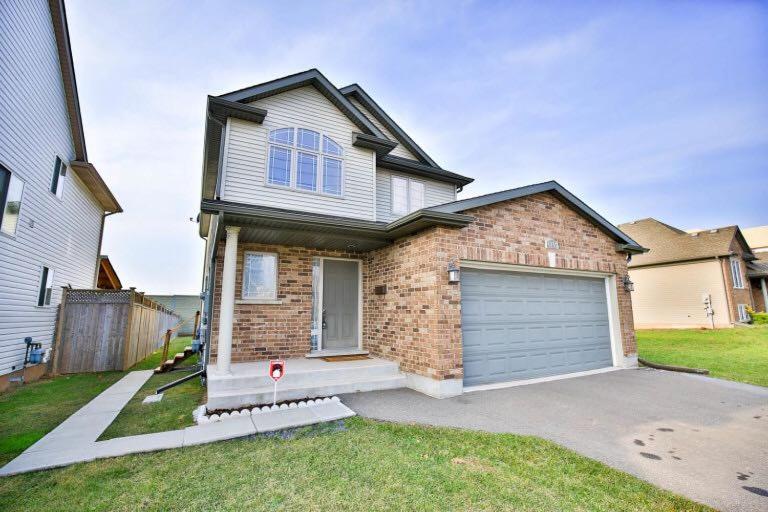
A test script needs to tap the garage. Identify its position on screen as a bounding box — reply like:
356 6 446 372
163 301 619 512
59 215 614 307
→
461 267 615 387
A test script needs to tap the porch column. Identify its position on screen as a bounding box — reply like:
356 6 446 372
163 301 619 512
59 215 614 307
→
217 226 240 374
762 278 768 313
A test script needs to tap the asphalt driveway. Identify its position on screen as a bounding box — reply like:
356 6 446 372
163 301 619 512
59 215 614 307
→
342 368 768 512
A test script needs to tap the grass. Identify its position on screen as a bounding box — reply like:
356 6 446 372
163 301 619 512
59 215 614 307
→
0 417 710 511
0 336 200 464
99 338 205 440
637 325 768 387
0 372 123 466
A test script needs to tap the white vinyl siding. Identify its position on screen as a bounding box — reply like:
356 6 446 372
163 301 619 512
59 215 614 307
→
375 169 457 223
221 86 375 220
347 97 418 161
0 0 105 376
730 257 744 288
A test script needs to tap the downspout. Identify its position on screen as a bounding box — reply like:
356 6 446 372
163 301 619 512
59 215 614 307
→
92 211 119 287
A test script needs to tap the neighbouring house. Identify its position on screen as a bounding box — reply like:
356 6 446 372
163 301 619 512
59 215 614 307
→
619 219 757 329
97 255 122 290
0 0 121 389
743 225 768 312
198 69 645 409
147 295 201 336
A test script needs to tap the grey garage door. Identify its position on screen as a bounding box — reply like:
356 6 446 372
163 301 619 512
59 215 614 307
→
461 268 614 387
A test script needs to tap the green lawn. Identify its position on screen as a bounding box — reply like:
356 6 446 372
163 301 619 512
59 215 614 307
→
0 337 198 465
637 326 768 387
99 341 204 440
0 418 709 511
0 372 123 466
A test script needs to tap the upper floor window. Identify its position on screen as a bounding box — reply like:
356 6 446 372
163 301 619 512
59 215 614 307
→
50 156 66 199
0 165 24 236
391 176 425 216
267 128 343 196
730 257 744 289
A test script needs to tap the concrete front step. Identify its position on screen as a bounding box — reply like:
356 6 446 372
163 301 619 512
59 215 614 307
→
207 375 406 410
206 358 406 410
208 358 402 392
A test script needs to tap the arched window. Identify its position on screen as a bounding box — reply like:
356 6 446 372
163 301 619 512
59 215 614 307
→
267 128 343 196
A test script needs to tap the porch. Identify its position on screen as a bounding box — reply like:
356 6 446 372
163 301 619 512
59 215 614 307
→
206 357 405 410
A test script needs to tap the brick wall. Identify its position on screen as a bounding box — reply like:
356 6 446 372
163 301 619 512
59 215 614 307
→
720 238 755 323
364 191 637 381
211 192 637 382
209 244 357 364
752 278 766 313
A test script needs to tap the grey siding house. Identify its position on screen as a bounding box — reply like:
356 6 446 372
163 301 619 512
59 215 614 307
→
0 0 121 387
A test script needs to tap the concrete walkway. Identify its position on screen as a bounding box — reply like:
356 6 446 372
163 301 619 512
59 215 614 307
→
0 370 354 477
343 368 768 512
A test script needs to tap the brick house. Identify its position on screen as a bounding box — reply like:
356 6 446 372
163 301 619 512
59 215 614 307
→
619 219 758 328
743 225 768 313
198 70 645 409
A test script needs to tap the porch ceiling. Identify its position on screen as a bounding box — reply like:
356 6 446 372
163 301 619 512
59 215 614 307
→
202 199 474 252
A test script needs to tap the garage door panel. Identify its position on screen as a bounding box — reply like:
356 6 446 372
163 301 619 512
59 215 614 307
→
461 268 613 386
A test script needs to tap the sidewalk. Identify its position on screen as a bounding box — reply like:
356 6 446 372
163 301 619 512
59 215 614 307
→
0 370 354 477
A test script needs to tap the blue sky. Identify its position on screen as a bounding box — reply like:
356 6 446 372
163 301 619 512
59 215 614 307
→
66 0 768 294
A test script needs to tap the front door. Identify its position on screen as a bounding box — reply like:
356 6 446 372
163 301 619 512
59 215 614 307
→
322 259 359 350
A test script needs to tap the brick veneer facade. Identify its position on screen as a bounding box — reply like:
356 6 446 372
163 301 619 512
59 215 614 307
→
363 192 636 381
210 192 637 383
719 238 755 323
209 244 358 364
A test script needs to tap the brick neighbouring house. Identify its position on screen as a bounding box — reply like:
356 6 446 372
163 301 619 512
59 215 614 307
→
198 70 646 408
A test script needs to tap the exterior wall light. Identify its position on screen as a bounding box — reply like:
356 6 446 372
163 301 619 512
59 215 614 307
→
447 262 460 283
622 274 634 292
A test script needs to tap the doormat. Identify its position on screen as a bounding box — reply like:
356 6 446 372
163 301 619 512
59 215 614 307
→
321 354 371 362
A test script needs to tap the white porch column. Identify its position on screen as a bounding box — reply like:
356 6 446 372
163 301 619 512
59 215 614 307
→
217 226 240 374
762 278 768 312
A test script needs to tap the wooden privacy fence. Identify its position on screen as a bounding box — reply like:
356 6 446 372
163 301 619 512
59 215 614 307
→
51 288 181 374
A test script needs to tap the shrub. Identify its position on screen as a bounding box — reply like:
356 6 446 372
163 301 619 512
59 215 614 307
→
747 307 768 325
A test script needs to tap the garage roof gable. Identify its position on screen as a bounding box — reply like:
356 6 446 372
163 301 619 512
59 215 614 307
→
427 181 646 253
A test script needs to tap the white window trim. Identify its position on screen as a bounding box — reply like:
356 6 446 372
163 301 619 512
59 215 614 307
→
241 251 279 302
264 127 345 198
0 166 25 239
730 257 744 289
50 155 67 200
737 304 749 322
36 265 55 308
390 175 426 216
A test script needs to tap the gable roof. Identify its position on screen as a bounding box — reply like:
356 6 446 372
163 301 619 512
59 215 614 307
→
97 255 122 290
199 70 473 233
339 84 438 167
618 218 755 267
48 0 121 212
426 181 645 253
218 69 384 138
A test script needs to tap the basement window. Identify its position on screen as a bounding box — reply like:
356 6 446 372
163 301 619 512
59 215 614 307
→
737 304 749 322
